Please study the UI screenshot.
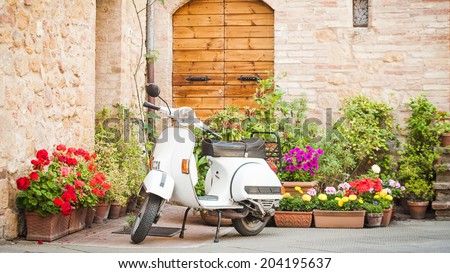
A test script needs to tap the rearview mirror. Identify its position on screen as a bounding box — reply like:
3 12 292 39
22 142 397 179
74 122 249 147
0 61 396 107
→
145 83 160 98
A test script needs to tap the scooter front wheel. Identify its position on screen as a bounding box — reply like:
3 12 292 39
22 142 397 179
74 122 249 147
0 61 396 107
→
130 193 163 244
232 214 269 236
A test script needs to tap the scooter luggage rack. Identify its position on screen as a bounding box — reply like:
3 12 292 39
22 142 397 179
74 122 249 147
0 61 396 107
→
250 132 283 171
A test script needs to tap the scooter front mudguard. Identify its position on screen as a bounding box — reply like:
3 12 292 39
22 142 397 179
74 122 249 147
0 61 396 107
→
142 170 174 200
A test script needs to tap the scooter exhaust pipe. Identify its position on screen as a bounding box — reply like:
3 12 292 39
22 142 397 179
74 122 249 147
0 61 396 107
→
208 208 250 219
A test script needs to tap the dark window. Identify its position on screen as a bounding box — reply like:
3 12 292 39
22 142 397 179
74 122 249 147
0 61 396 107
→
353 0 369 27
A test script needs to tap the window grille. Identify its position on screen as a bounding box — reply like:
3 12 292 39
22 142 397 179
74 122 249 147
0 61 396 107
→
353 0 369 27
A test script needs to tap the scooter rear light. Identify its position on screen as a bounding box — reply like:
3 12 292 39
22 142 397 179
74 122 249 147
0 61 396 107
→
149 156 154 169
181 159 190 174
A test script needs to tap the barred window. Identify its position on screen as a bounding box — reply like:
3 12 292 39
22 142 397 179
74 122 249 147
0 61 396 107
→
353 0 369 27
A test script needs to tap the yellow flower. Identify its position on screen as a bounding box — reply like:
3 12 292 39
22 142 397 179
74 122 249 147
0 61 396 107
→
342 197 349 203
295 186 303 194
349 194 357 201
338 200 344 207
374 195 380 199
379 189 388 197
335 197 341 201
318 193 327 201
359 198 364 204
386 195 393 201
302 194 311 202
283 193 292 198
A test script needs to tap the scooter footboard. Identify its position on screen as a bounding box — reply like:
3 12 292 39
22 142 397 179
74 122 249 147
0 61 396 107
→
142 170 174 200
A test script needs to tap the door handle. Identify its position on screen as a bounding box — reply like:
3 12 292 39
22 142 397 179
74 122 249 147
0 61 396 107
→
237 75 261 82
186 75 211 82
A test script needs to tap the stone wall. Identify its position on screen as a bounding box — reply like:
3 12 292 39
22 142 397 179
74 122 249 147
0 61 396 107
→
95 0 147 112
0 0 96 239
153 0 449 123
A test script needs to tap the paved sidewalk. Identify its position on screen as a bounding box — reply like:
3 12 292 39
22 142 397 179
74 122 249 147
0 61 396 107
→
1 204 450 253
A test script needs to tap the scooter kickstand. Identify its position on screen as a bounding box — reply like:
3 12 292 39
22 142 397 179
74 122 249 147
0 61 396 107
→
214 210 222 243
179 207 190 238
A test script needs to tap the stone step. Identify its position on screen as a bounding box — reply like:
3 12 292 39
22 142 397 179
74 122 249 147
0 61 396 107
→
434 182 450 190
436 192 450 201
432 201 450 210
436 171 450 181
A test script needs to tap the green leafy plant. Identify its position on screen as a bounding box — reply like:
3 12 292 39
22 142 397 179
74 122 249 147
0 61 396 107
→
363 202 383 213
337 95 397 176
398 95 441 201
95 105 147 206
277 187 316 212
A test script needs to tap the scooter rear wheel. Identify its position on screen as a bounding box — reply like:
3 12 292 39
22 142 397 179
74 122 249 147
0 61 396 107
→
130 193 162 244
232 214 269 236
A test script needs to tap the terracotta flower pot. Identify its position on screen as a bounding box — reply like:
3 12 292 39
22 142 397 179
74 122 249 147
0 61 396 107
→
274 211 313 228
85 207 96 228
313 210 366 228
94 202 110 223
365 213 383 227
282 181 317 196
68 207 87 233
440 132 450 147
200 210 233 226
25 211 70 242
108 202 122 219
381 206 393 227
407 201 429 219
120 205 127 217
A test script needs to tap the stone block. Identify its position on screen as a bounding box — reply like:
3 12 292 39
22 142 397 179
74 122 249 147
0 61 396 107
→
436 191 450 201
432 201 450 210
435 210 450 218
437 171 450 182
434 182 450 190
0 76 4 107
3 209 18 239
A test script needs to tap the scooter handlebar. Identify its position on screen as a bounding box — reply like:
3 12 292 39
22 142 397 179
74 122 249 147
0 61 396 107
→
143 101 161 111
199 121 221 139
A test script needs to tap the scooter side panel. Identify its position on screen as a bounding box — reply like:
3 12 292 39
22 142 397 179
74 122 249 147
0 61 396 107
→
142 170 174 200
231 161 283 201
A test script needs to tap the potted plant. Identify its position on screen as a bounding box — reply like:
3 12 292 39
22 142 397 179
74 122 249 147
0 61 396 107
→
94 105 148 220
404 179 434 219
398 95 441 218
436 120 450 147
313 184 365 228
363 202 384 227
277 146 323 195
15 145 108 241
274 186 316 228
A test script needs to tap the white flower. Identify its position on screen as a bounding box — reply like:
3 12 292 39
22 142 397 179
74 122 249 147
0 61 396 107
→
371 164 381 174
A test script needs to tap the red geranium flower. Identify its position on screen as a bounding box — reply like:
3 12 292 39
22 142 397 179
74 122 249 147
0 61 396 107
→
16 177 30 191
29 172 39 181
53 198 64 207
56 144 66 152
60 202 72 216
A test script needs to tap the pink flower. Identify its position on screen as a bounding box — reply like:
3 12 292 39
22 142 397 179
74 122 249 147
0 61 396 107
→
60 167 72 177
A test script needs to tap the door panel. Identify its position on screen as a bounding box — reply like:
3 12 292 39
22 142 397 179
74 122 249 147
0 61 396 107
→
173 0 273 119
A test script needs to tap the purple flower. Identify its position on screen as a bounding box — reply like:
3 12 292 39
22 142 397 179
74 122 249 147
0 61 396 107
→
386 188 392 194
373 201 379 205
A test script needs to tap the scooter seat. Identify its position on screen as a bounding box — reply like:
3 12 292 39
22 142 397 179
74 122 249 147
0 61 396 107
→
202 138 266 158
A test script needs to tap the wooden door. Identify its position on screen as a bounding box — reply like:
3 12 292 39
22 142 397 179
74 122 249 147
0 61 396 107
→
173 0 274 119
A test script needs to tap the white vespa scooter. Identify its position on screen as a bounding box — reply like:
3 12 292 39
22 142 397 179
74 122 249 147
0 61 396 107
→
130 84 282 244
